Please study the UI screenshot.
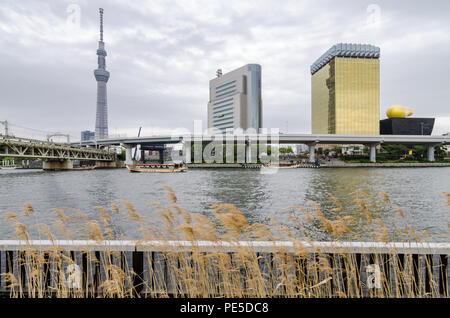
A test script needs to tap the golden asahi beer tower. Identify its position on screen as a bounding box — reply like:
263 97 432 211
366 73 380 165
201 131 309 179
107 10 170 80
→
311 43 380 135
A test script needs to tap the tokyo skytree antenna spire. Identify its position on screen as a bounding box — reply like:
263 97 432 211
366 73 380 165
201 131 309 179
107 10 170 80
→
94 7 109 139
99 8 103 41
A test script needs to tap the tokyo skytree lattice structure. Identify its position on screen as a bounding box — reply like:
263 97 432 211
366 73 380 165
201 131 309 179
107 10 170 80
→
94 8 109 139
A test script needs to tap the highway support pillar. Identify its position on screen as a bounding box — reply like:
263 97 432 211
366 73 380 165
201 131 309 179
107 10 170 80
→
308 143 316 163
183 141 191 163
427 145 435 162
246 142 252 163
122 144 134 166
370 144 377 163
42 160 73 171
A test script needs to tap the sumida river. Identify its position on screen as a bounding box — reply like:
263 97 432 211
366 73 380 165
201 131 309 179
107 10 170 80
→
0 167 448 241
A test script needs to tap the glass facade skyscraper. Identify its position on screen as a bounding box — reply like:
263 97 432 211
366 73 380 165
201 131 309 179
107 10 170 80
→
311 43 380 135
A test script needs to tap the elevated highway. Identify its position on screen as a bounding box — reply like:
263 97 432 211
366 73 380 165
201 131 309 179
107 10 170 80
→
74 133 450 163
74 133 450 146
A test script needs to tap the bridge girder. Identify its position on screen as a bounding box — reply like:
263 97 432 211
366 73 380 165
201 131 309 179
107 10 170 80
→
0 136 116 161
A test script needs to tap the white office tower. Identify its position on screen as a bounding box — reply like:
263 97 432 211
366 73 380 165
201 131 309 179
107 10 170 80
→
207 64 262 133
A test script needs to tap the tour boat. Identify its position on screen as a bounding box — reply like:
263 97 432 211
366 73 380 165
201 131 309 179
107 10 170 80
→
1 160 17 170
0 166 17 170
127 163 187 173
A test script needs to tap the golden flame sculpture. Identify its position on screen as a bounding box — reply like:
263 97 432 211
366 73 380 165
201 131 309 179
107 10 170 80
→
386 105 415 118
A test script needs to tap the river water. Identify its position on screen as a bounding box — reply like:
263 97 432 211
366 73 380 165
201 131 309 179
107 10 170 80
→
0 167 448 242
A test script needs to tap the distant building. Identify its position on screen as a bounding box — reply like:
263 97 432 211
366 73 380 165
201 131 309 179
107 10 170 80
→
295 144 309 154
380 105 435 135
311 43 380 135
81 130 95 141
207 64 262 132
380 118 435 135
444 133 450 156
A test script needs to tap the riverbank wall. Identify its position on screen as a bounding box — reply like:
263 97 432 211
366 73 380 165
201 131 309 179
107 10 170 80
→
187 162 450 169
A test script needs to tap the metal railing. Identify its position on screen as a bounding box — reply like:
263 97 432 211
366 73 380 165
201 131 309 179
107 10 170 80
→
0 240 448 297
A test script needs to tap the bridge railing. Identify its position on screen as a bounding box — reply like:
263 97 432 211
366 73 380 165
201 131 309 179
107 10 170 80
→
0 240 447 298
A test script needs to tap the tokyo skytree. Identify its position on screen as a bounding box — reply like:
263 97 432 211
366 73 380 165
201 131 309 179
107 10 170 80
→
94 8 109 139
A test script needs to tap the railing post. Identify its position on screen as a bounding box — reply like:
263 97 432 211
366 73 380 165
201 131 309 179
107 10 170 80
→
132 251 144 297
328 254 334 297
295 255 307 296
120 251 127 290
82 252 88 297
55 251 63 294
424 254 433 295
355 253 362 296
269 252 274 297
164 253 168 295
17 251 27 293
43 253 50 295
340 255 348 296
382 254 391 296
412 254 419 296
6 251 13 289
439 254 448 297
368 254 378 297
397 253 405 297
94 251 101 295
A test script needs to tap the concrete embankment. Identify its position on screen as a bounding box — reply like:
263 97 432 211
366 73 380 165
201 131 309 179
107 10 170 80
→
322 162 450 168
187 162 450 169
188 163 260 168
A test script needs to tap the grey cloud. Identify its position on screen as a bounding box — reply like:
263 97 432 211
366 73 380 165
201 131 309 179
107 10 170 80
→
0 0 449 139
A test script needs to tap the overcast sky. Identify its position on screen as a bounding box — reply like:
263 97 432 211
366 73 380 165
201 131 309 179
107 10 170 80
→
0 0 449 140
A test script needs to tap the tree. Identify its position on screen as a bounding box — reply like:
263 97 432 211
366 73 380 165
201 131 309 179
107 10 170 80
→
380 144 409 160
331 146 342 154
117 150 126 161
435 145 447 160
363 146 369 154
411 145 426 160
279 146 293 154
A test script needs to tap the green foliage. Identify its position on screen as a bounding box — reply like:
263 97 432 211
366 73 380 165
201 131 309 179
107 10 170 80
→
380 144 410 160
117 150 126 161
435 145 447 160
331 146 342 153
279 146 293 154
380 144 446 162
